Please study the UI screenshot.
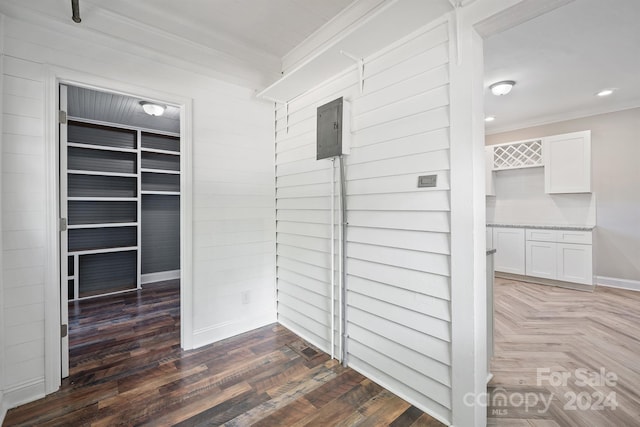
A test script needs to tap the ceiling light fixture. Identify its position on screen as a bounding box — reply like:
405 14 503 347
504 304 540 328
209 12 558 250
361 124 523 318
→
485 116 496 122
596 88 615 97
140 101 166 116
489 80 516 96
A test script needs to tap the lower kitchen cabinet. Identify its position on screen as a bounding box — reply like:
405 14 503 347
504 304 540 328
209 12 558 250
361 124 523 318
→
492 225 594 287
525 240 556 280
493 227 525 275
557 243 593 285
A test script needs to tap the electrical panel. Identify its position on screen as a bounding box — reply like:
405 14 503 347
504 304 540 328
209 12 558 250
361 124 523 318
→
316 97 350 160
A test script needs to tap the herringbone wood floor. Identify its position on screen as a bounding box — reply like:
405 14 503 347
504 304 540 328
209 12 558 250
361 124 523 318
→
3 280 443 426
488 278 640 427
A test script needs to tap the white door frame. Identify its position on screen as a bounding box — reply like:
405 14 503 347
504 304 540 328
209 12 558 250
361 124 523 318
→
44 67 194 394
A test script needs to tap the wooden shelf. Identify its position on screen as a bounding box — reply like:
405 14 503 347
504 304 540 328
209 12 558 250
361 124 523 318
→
67 222 138 229
141 191 180 196
141 147 180 156
69 246 138 256
68 142 137 154
68 197 138 202
68 170 137 178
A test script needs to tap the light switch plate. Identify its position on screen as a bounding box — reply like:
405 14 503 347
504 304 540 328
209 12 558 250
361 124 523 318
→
418 174 438 188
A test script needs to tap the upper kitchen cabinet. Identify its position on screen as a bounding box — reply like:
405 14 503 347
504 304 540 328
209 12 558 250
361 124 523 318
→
485 146 495 196
543 130 591 194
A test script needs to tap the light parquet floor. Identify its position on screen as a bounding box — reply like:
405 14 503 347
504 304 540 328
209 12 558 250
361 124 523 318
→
488 278 640 427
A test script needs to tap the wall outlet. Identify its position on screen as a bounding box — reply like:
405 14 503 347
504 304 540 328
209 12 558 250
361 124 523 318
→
241 291 250 305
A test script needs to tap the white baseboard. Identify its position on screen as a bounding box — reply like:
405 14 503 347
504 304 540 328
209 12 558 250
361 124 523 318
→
348 360 452 426
1 391 6 425
192 312 276 349
596 276 640 292
1 378 45 420
141 270 180 285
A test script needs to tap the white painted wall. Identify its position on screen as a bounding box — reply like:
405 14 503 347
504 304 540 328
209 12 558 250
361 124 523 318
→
0 12 275 412
275 21 454 424
486 167 597 226
486 108 640 284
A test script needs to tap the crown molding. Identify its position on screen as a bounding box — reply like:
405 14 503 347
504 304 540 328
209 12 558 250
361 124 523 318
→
0 1 280 89
485 102 640 135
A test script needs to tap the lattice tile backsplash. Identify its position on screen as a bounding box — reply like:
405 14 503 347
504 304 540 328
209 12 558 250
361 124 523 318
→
492 139 542 170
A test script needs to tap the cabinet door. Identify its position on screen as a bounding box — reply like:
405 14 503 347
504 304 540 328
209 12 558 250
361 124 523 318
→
557 243 593 285
544 131 591 193
493 227 525 274
526 241 557 279
485 146 495 196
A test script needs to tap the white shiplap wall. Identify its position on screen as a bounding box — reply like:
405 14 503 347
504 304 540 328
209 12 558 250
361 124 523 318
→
275 21 452 423
1 13 275 409
2 56 47 400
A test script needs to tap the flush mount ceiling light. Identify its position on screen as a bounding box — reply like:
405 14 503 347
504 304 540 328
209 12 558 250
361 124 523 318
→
489 80 516 96
596 88 616 97
140 101 166 116
485 116 496 122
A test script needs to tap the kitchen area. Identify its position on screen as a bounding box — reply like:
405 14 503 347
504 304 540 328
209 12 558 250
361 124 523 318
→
486 130 596 290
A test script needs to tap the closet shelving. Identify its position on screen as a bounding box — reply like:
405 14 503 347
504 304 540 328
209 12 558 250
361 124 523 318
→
65 119 180 300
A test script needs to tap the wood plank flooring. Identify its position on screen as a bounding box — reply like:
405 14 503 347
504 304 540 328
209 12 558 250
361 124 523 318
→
3 280 443 427
488 278 640 427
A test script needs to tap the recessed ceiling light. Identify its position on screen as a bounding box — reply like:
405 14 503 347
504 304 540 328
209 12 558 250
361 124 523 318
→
489 80 516 96
140 101 166 116
485 116 496 122
596 88 616 97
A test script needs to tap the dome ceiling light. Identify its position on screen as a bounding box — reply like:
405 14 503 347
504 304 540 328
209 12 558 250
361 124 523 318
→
489 80 516 96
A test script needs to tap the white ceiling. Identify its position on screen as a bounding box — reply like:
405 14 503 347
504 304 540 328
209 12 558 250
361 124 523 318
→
484 0 640 134
89 0 355 59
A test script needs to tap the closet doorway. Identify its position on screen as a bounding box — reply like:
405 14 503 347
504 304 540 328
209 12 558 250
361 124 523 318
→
59 84 182 377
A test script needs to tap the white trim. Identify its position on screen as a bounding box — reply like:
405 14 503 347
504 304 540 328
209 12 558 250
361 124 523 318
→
596 276 640 292
44 67 61 394
0 38 5 422
141 270 180 285
486 103 640 135
1 378 45 411
348 361 452 426
44 68 194 395
192 314 276 349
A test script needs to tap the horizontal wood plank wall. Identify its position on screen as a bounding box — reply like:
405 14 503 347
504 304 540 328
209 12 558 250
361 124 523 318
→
1 13 276 409
2 55 47 397
275 22 452 424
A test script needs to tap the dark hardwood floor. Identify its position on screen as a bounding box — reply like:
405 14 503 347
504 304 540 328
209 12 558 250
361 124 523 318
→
3 280 443 426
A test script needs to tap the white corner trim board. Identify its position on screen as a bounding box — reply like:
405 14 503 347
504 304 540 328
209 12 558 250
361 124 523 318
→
597 276 640 292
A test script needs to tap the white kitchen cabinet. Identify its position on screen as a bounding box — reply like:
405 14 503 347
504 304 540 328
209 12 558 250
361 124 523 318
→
544 130 591 193
557 243 593 285
493 227 525 274
486 226 494 249
524 228 593 285
526 240 557 279
485 146 495 196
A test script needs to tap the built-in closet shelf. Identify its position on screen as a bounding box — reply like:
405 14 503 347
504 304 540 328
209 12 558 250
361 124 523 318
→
68 170 138 178
68 142 138 154
67 222 138 229
68 246 139 256
68 197 138 202
64 116 181 301
141 148 180 156
140 168 180 175
141 191 180 196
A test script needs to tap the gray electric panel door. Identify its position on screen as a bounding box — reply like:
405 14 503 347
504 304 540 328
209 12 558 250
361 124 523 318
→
317 97 343 160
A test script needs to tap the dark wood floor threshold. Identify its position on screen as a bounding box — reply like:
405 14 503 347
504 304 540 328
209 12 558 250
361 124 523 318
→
3 280 443 426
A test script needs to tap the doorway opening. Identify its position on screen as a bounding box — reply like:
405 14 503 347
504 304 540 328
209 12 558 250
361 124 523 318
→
58 83 182 378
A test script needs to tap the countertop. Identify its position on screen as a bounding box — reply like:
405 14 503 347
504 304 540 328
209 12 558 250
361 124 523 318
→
487 223 595 231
